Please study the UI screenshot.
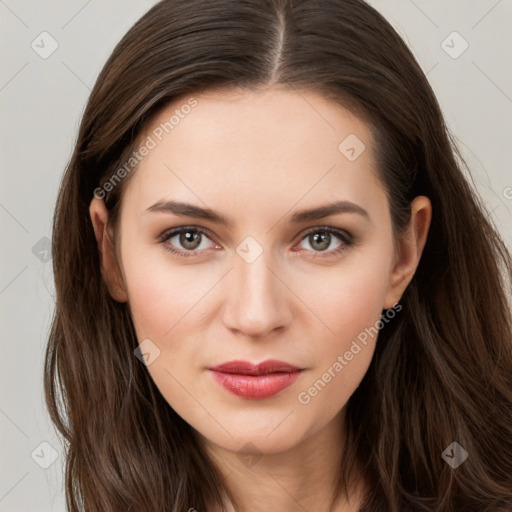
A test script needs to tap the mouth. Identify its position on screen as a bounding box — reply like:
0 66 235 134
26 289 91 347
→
208 359 304 399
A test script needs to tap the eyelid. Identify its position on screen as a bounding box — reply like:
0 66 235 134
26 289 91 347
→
298 225 353 244
158 225 217 244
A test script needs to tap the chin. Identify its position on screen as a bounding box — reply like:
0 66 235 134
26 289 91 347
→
198 421 306 456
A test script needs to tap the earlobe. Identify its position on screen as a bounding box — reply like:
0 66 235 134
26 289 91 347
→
383 196 432 308
89 197 128 303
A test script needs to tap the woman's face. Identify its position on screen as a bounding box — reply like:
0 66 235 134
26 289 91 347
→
91 86 428 456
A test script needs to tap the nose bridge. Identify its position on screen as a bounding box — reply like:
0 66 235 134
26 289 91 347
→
223 242 291 337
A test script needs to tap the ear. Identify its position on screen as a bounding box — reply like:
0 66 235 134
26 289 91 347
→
89 197 128 303
383 195 432 309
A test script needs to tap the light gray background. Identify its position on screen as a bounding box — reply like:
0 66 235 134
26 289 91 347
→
1 1 511 510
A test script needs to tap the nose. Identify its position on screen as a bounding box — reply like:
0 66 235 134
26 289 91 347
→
221 248 293 340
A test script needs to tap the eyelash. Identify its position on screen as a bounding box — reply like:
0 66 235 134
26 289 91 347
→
158 225 356 259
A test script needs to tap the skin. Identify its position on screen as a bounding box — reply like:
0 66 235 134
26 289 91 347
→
89 86 431 511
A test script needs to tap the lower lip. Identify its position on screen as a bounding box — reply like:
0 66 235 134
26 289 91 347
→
209 370 303 399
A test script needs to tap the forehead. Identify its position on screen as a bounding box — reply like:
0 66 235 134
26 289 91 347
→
121 87 384 220
145 86 373 157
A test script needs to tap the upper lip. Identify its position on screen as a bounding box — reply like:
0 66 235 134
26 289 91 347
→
208 359 303 376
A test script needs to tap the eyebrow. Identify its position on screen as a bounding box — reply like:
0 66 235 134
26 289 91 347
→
145 199 370 226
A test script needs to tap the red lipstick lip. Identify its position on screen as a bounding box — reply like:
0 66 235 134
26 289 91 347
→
208 360 304 400
208 359 302 376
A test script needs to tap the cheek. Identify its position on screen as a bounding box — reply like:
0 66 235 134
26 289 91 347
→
292 249 393 410
123 256 214 404
297 250 392 351
122 247 215 341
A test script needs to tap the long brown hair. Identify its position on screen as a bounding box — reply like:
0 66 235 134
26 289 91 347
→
44 0 512 510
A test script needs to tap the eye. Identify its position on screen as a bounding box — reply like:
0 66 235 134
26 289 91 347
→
296 227 355 257
158 225 356 260
159 227 218 258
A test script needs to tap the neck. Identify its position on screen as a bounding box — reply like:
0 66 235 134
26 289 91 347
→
200 409 366 512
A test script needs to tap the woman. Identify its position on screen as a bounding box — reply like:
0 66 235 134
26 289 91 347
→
44 0 512 510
